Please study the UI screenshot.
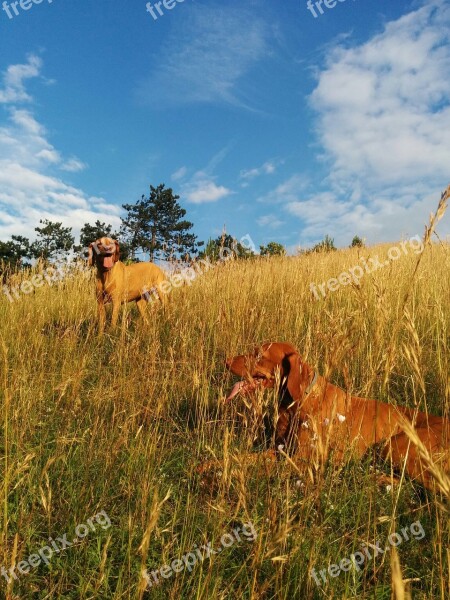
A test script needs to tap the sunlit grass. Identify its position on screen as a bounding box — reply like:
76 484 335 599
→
0 234 449 599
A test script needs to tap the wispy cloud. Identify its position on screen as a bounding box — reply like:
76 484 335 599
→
61 157 88 172
240 160 278 182
257 174 309 205
257 214 284 229
171 166 188 181
136 5 269 108
245 162 275 179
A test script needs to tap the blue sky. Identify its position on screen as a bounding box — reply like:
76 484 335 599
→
0 0 449 252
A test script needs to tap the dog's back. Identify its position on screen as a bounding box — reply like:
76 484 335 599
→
119 261 167 302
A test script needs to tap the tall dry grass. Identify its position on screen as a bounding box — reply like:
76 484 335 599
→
0 226 449 598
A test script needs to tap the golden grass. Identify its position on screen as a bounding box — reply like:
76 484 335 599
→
0 222 449 598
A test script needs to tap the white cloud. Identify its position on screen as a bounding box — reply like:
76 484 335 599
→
184 179 232 204
0 58 119 242
179 147 234 204
11 108 43 133
265 1 450 246
0 54 42 104
310 1 450 187
286 186 444 245
0 108 60 169
136 5 269 108
36 148 61 164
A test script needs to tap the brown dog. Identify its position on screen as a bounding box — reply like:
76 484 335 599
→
88 237 167 333
224 342 449 490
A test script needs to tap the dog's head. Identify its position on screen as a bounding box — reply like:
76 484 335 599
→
225 342 314 406
88 237 120 271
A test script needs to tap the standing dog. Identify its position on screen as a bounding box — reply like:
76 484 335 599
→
88 237 167 333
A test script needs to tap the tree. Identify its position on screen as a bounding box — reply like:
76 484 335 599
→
199 234 255 262
0 241 15 267
351 235 364 248
260 242 286 257
121 184 203 261
0 235 32 268
297 235 337 256
75 220 132 262
119 196 150 260
310 235 336 254
110 233 133 262
31 220 75 261
79 220 113 249
11 236 32 261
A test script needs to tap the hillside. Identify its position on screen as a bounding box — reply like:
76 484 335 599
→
0 240 449 599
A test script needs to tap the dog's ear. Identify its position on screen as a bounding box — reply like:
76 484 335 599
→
87 243 94 267
281 352 313 404
114 240 120 262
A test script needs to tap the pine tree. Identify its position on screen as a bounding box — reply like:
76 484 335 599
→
31 220 74 261
260 242 286 257
120 196 152 260
0 235 32 269
199 234 254 261
79 221 113 249
121 184 203 261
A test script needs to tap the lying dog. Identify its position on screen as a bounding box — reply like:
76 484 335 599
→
222 342 449 490
88 237 167 333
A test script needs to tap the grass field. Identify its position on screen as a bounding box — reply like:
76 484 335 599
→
0 231 449 599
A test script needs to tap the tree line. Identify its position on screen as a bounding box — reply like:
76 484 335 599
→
0 183 290 270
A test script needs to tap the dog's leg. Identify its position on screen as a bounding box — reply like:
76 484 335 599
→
136 298 149 324
381 429 450 491
157 287 167 311
110 299 120 329
97 297 106 335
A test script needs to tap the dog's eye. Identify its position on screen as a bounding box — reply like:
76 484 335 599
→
253 373 267 380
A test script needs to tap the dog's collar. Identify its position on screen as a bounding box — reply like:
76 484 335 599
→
287 368 318 409
305 370 318 395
